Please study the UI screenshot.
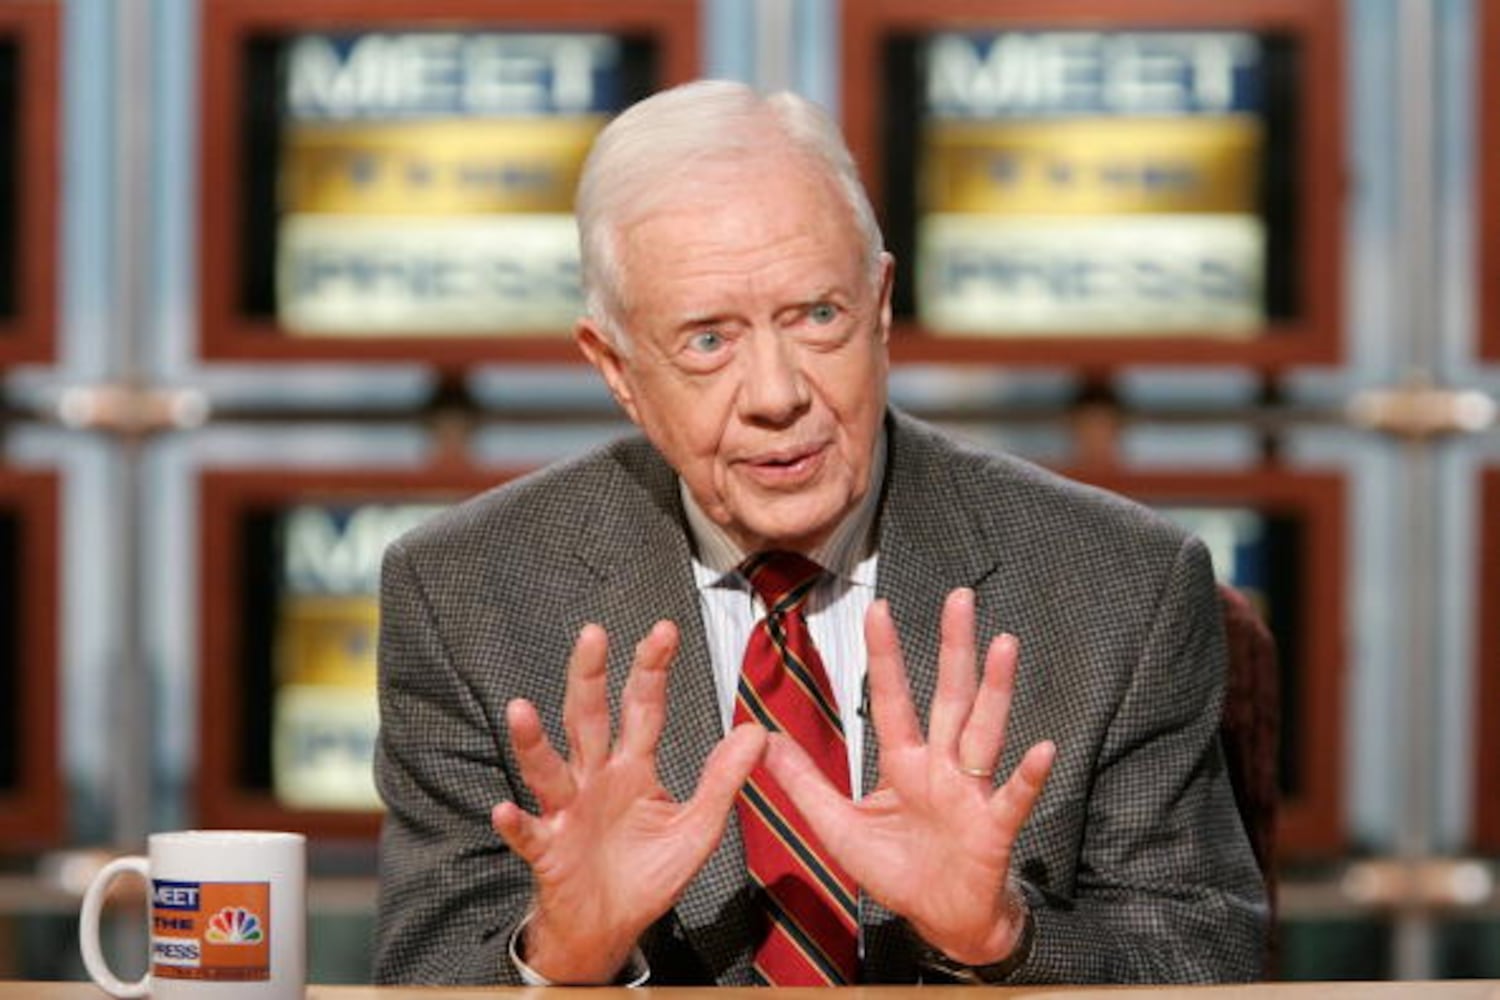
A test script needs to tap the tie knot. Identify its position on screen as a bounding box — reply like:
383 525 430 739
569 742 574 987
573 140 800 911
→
742 550 824 615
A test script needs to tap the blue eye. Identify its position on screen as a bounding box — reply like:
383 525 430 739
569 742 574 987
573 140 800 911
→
808 302 838 325
689 330 724 353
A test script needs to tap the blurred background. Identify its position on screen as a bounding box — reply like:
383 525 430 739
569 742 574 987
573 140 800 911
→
0 0 1497 984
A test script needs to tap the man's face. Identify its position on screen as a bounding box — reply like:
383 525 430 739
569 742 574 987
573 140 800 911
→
578 156 893 555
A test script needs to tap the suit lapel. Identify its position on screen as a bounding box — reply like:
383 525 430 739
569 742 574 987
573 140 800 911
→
861 415 1004 982
867 414 1003 793
576 445 758 983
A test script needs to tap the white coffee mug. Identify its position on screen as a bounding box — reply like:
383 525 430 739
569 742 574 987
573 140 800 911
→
79 830 306 999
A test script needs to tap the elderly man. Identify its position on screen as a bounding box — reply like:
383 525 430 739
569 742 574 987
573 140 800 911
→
373 80 1267 986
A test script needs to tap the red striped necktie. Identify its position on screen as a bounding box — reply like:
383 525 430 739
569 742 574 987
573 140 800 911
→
733 550 858 985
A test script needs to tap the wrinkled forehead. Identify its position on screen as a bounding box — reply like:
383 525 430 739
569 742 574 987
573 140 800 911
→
610 153 860 269
626 147 843 225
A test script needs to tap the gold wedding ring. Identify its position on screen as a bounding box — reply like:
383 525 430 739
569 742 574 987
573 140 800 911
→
958 765 994 779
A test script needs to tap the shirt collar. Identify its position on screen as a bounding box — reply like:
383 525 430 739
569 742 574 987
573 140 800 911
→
682 429 886 587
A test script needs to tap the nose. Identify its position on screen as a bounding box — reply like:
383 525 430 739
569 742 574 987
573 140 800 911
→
737 326 810 426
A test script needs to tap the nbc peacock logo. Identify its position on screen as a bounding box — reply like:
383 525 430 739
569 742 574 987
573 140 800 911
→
204 906 264 945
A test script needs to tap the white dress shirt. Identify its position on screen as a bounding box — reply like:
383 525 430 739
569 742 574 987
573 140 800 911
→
681 434 886 799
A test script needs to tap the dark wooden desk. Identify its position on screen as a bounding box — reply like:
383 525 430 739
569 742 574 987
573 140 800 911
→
3 982 1500 999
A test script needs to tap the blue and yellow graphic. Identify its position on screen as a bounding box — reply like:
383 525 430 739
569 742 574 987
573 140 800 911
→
280 117 604 215
921 117 1261 216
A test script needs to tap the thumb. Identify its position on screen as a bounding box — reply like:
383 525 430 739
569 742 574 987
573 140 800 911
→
989 739 1056 831
761 731 859 858
684 722 767 823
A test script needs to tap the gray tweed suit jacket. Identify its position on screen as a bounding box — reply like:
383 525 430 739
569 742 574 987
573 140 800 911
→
373 410 1268 985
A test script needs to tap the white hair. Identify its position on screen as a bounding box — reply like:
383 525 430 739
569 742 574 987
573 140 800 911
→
574 80 885 347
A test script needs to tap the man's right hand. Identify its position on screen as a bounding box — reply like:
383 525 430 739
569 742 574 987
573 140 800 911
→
491 620 766 984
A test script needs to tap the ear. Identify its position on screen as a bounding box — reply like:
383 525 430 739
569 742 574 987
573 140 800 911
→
576 318 642 425
875 251 895 345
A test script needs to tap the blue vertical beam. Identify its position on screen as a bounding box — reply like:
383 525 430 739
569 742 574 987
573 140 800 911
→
150 0 196 379
705 0 756 83
61 0 116 377
1393 0 1442 979
1437 0 1477 385
1288 1 1404 400
794 0 837 110
754 0 793 93
111 0 155 848
51 0 125 845
1433 0 1485 870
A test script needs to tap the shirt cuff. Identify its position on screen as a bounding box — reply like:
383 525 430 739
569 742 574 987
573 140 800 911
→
507 909 652 987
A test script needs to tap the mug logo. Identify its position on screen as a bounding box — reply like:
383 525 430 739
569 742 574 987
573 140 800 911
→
206 907 264 944
151 880 271 981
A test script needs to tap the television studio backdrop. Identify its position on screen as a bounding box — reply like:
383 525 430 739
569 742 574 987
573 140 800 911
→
0 0 1498 984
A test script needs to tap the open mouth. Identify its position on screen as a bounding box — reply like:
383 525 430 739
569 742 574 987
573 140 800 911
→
761 452 810 468
743 443 827 482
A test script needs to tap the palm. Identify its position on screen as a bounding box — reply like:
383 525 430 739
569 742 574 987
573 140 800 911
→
763 590 1054 965
492 621 764 983
845 753 1014 925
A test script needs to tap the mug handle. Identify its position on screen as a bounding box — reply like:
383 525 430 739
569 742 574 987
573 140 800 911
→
78 855 151 999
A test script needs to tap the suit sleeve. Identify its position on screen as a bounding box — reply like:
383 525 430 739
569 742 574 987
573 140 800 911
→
371 538 530 985
1008 536 1270 983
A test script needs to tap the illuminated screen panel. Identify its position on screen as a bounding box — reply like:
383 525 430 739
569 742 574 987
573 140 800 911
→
238 31 656 338
884 30 1301 338
239 501 446 811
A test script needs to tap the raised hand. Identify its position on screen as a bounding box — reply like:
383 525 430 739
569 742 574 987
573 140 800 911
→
763 588 1055 966
491 620 766 984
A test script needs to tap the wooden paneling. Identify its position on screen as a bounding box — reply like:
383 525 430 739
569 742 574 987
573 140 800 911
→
0 2 58 365
1480 1 1500 361
0 470 60 848
1476 469 1500 850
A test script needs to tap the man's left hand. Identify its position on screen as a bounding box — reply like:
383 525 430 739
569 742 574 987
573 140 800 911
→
762 588 1055 967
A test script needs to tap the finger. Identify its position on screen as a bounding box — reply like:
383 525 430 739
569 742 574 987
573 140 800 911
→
864 600 923 756
926 588 979 757
988 740 1056 832
684 722 768 829
957 632 1018 775
760 732 862 862
491 801 547 865
507 698 576 811
617 620 679 759
562 623 612 771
